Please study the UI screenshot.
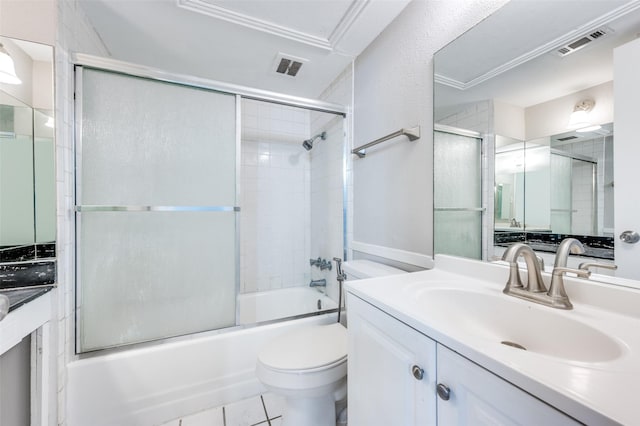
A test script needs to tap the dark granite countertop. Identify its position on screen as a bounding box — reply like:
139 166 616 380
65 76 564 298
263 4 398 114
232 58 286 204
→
0 285 54 312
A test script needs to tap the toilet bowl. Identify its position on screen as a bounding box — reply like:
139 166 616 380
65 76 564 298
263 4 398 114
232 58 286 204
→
256 260 406 426
257 323 347 426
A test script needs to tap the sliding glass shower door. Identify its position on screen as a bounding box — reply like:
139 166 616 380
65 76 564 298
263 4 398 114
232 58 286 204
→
434 128 483 260
75 68 238 352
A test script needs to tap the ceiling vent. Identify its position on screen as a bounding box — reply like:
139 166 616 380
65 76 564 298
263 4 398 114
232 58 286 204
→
554 27 613 57
273 53 308 77
557 135 578 142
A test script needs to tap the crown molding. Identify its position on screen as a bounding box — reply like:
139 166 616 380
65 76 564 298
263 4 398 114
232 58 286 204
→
435 1 640 91
177 0 370 53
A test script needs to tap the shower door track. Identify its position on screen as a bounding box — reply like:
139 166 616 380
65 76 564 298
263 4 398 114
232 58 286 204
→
72 53 347 116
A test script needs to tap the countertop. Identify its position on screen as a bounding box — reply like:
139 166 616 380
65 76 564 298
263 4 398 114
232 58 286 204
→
1 285 55 312
346 255 640 426
0 285 54 355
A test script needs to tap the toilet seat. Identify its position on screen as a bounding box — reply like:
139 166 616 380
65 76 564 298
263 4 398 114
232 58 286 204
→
259 323 347 371
258 323 347 372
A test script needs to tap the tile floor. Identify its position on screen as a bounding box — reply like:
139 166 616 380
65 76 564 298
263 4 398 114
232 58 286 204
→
160 393 284 426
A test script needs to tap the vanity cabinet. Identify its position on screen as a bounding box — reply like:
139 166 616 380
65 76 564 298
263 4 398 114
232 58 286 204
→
436 345 578 425
347 294 579 426
347 295 437 425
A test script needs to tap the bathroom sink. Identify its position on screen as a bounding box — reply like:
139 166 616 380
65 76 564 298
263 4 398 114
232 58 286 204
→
415 288 624 363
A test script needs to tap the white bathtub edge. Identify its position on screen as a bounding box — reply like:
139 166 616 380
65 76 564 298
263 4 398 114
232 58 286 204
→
67 314 334 426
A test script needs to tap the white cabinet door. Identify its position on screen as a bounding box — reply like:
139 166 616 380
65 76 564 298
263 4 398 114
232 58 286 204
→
347 294 437 426
436 345 579 425
614 37 640 279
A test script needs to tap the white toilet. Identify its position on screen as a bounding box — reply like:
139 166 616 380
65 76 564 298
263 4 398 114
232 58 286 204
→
256 259 406 426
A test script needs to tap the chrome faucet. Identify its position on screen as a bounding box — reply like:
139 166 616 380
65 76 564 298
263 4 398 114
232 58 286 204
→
309 279 326 288
547 238 591 309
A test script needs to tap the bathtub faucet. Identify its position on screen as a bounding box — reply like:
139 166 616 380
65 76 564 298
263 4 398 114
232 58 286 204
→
309 279 326 288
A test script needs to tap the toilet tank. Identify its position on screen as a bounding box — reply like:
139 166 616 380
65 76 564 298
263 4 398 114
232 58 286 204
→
342 259 406 280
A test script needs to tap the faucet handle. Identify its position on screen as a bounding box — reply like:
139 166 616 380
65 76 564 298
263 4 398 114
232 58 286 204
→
552 267 591 279
578 262 618 272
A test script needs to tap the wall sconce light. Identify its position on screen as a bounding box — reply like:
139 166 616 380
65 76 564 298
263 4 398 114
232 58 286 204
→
567 99 601 132
0 43 22 85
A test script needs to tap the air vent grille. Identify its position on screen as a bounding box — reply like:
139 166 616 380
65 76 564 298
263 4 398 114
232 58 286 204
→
273 53 308 78
554 27 613 57
557 136 578 142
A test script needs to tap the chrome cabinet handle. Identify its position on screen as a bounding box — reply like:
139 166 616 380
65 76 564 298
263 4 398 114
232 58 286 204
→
436 383 451 401
411 365 424 380
620 230 640 244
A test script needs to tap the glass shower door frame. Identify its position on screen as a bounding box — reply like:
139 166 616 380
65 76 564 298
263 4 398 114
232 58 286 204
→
73 66 241 352
433 124 485 260
72 54 348 353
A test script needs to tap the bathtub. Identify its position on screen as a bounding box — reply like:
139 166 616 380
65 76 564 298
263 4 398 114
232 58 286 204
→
238 286 338 324
67 287 339 426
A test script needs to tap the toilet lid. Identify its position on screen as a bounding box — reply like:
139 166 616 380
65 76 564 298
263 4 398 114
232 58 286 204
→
258 323 347 371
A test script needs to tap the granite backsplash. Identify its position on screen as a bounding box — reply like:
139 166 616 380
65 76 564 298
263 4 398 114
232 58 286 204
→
0 243 56 289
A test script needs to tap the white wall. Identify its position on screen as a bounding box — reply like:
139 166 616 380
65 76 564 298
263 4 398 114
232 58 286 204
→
0 0 56 46
352 0 509 264
525 81 613 140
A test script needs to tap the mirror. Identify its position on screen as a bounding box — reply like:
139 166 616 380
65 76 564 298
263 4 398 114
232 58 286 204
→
0 36 55 260
433 1 639 263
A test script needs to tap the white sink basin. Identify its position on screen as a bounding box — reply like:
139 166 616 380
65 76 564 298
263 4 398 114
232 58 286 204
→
415 288 624 363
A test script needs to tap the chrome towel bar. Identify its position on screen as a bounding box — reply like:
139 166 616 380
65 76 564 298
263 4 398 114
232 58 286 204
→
351 125 420 158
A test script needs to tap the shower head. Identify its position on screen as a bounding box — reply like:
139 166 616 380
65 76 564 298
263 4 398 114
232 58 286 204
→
302 131 327 151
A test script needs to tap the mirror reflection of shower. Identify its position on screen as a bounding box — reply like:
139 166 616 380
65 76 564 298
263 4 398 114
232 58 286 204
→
302 131 327 151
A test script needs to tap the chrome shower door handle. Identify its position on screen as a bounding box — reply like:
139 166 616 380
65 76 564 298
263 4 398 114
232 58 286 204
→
620 230 640 244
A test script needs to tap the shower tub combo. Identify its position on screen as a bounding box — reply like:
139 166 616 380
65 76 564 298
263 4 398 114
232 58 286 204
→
67 55 346 426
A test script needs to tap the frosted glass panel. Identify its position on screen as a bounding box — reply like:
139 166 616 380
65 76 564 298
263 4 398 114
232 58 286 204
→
550 154 572 234
80 69 236 206
434 131 482 260
77 68 238 352
78 211 236 351
434 211 482 259
434 132 481 207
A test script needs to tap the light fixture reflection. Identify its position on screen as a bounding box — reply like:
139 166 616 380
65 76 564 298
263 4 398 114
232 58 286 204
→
0 43 22 85
567 99 601 132
45 116 54 128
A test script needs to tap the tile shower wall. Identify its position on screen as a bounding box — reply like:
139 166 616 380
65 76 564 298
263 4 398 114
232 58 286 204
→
240 99 311 293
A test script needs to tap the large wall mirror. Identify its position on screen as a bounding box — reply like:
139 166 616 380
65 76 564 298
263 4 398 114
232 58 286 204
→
433 1 640 272
0 36 55 261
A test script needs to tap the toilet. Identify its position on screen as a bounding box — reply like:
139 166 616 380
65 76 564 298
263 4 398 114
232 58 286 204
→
256 259 406 426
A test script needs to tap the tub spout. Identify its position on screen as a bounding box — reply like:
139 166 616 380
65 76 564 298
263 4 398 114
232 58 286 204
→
309 279 326 288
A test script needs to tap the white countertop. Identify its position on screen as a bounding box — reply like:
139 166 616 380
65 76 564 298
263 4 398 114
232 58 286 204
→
0 289 53 355
346 255 640 426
